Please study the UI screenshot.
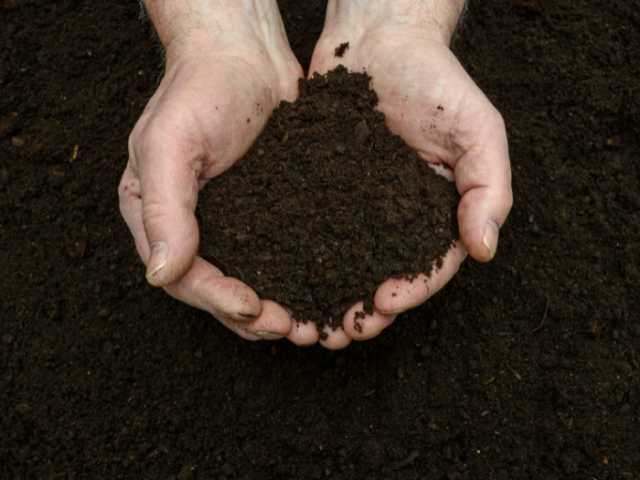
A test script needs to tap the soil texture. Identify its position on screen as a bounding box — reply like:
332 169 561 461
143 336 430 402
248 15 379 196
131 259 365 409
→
1 1 639 479
334 42 349 58
199 67 458 328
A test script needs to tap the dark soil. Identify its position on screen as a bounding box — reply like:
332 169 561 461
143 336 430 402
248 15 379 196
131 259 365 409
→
199 67 458 328
334 42 349 58
1 1 639 479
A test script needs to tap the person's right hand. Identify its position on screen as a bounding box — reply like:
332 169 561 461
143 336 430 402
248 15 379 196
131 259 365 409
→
305 0 513 348
119 0 320 345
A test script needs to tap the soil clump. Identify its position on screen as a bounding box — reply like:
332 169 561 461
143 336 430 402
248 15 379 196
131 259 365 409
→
199 66 459 328
334 42 349 57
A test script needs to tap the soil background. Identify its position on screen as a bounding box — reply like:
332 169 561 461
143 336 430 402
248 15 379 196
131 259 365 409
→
1 1 639 479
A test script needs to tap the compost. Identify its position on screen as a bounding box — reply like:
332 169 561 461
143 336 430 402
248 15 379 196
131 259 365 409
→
199 66 459 328
1 1 639 479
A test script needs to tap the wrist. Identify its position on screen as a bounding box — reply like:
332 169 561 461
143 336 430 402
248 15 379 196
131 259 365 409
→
142 0 290 63
324 0 466 46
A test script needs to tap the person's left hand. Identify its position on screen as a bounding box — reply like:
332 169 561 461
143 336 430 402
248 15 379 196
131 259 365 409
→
303 0 513 349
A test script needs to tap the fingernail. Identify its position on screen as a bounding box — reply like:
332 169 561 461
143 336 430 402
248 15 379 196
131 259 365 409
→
146 242 168 282
231 313 257 321
256 331 285 339
483 220 500 259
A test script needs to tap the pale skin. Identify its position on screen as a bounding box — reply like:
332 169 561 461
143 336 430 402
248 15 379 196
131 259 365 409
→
119 0 513 349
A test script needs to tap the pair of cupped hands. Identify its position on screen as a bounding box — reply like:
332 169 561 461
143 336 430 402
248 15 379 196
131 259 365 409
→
119 0 512 349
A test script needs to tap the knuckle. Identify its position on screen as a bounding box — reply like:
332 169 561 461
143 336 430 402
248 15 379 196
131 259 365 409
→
490 108 506 130
141 197 171 226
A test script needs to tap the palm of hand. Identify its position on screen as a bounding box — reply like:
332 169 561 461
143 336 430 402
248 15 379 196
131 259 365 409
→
308 28 512 319
131 52 298 185
120 47 305 342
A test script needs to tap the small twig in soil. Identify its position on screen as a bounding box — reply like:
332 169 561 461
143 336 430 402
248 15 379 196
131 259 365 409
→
387 450 419 471
507 365 522 381
531 298 550 333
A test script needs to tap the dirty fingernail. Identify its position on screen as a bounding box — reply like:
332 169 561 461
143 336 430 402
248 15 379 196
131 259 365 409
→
146 242 168 282
483 220 500 260
231 313 257 321
256 331 285 339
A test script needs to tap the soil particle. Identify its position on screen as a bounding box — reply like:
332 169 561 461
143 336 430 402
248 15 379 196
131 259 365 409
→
335 42 349 57
354 119 372 145
419 345 432 358
2 333 14 344
387 450 419 471
0 168 10 186
176 465 192 480
199 67 459 328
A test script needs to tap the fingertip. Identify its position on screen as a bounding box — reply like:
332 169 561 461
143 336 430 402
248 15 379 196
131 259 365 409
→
462 217 501 262
482 219 500 260
375 243 467 313
216 277 263 320
374 277 429 315
457 186 511 262
141 210 200 286
319 324 351 350
164 257 262 320
342 302 396 340
246 300 292 340
207 311 262 341
146 242 170 286
287 318 320 346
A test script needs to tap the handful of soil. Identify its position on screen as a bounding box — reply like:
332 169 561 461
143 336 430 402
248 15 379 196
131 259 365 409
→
198 66 459 331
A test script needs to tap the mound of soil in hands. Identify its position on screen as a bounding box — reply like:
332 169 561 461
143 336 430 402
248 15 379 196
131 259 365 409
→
198 66 459 328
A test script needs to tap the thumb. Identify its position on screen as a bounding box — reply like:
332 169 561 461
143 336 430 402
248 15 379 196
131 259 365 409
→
137 140 201 287
455 110 513 261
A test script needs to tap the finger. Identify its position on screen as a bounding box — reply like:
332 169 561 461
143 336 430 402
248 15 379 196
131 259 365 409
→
359 45 512 262
287 319 320 346
342 302 397 341
319 323 352 350
164 255 262 320
454 108 512 262
245 300 292 340
119 162 150 260
424 159 455 182
133 133 201 287
308 50 342 77
375 241 467 314
210 312 263 342
120 158 262 341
